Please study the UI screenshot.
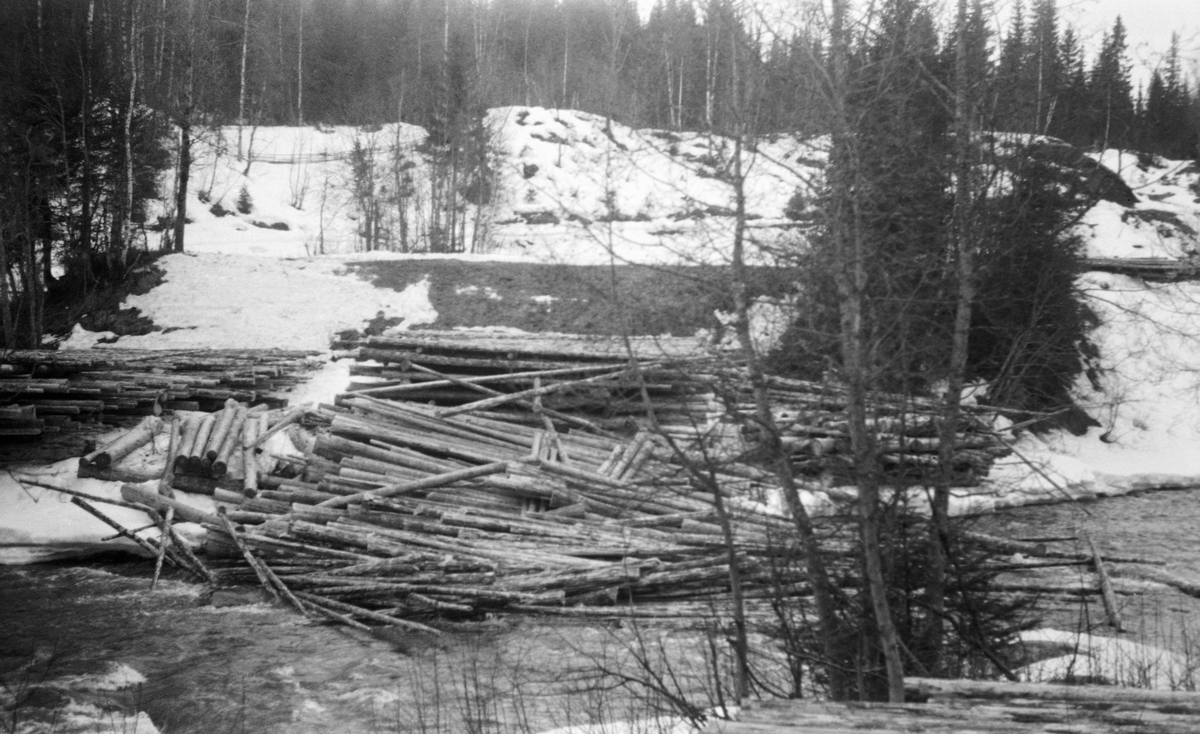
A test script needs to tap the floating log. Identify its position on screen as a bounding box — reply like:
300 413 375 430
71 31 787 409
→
1110 566 1200 599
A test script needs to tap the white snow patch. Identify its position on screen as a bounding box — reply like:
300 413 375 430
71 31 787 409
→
1 460 214 564
287 357 351 407
78 254 438 351
1019 629 1198 690
60 323 120 350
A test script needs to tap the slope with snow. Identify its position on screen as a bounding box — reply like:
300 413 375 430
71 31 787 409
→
987 151 1200 506
39 113 1200 534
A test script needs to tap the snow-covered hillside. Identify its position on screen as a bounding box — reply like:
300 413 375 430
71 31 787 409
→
145 107 819 266
61 108 1200 506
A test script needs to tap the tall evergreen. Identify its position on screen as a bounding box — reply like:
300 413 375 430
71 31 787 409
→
1026 0 1062 134
1048 27 1089 144
1088 17 1135 149
1140 34 1197 159
992 0 1027 130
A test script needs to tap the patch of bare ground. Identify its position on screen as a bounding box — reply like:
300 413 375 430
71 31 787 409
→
343 259 795 336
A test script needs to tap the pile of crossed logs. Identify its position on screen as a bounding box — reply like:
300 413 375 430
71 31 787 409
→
49 331 1018 633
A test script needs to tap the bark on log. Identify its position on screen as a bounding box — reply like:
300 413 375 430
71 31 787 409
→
1110 566 1200 598
293 592 441 635
906 676 1200 710
204 399 240 460
174 414 203 470
121 483 220 525
242 416 260 497
80 415 162 469
1085 531 1124 632
69 496 170 562
158 416 182 497
188 412 217 467
213 404 248 477
318 461 511 509
436 366 648 418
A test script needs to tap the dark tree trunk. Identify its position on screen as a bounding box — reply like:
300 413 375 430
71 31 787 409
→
173 123 190 253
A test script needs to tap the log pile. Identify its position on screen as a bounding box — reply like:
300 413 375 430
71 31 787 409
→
33 332 1017 629
337 331 1012 485
189 394 825 626
0 349 320 459
337 331 720 428
741 373 1012 486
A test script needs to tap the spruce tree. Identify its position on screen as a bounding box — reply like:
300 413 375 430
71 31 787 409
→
1088 17 1135 149
1027 0 1062 134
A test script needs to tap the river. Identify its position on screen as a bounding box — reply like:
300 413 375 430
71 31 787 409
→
973 487 1200 648
3 489 1198 733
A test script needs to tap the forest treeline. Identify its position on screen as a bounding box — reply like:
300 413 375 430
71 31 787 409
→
0 0 1197 348
8 0 1195 146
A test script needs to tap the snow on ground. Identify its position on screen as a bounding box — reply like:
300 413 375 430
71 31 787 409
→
983 152 1200 502
0 455 216 565
62 255 439 351
140 108 812 266
1018 629 1199 690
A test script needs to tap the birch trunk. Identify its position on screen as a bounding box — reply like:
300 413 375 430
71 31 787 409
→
237 0 250 159
828 0 905 702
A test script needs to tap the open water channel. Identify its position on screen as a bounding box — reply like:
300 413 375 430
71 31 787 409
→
3 489 1199 733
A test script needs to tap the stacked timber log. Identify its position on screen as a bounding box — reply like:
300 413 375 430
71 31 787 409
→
338 331 1011 485
338 331 720 427
1084 256 1200 282
734 373 1012 485
0 349 319 460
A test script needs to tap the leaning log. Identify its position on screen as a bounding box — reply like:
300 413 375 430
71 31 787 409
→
1085 531 1124 632
121 483 220 526
79 416 162 469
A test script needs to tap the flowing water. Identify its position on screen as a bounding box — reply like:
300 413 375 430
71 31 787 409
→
3 490 1198 733
973 488 1200 644
0 560 682 734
